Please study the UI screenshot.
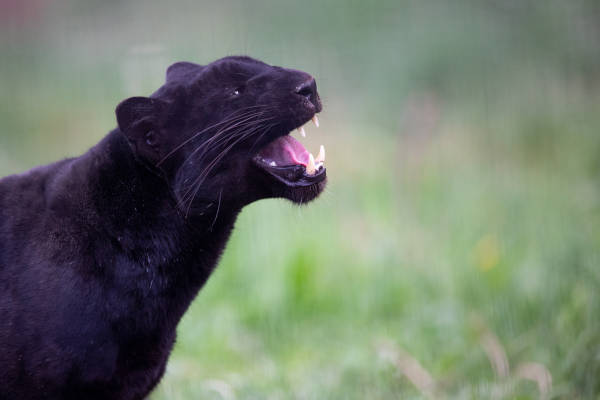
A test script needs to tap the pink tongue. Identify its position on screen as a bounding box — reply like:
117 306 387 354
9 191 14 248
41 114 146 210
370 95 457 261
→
257 135 310 166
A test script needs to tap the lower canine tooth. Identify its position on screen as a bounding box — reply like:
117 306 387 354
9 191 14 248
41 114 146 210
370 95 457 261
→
306 153 316 175
315 145 325 163
298 126 306 137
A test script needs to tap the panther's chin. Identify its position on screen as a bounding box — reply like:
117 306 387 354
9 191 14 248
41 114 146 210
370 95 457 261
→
252 114 326 204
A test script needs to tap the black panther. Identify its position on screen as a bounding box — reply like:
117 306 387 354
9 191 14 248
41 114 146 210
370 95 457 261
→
0 56 326 399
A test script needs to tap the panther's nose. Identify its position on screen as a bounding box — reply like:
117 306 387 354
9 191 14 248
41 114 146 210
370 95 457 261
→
294 78 321 111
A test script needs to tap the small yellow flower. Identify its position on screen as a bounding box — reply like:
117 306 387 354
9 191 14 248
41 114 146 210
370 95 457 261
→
473 234 500 271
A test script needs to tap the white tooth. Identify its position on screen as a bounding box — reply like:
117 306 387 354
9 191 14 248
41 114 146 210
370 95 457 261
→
312 115 320 128
306 153 316 175
298 126 306 137
269 161 277 166
315 145 325 163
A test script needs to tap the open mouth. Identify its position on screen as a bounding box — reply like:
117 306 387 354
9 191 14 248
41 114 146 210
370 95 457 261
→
253 115 326 187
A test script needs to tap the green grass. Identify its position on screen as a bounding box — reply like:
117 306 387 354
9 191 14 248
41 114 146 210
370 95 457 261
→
1 0 600 398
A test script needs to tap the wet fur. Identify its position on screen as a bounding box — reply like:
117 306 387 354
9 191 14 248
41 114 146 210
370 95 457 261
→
0 56 324 399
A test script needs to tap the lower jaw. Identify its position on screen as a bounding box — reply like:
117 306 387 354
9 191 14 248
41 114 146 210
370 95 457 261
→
272 177 327 204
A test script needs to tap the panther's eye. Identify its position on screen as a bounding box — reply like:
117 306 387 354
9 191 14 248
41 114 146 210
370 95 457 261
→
232 86 245 96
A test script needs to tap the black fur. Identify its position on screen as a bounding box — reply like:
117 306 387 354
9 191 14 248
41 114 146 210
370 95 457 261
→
0 56 325 399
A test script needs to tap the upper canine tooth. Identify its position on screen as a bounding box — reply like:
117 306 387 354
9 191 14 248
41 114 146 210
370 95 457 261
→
312 115 320 128
315 145 325 163
306 153 316 175
298 126 306 137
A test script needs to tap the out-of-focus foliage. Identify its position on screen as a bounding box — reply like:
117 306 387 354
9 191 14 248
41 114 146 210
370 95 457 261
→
1 0 599 398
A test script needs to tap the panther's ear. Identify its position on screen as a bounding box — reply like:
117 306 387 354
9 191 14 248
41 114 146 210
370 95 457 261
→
166 61 203 83
116 96 168 164
116 97 166 133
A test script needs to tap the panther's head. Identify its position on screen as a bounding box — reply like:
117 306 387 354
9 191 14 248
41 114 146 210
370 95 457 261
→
115 56 326 215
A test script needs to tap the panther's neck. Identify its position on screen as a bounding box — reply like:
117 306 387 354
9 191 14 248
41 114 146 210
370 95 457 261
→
80 129 240 324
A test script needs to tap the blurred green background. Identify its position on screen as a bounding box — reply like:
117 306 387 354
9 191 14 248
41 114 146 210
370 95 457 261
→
2 0 600 398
